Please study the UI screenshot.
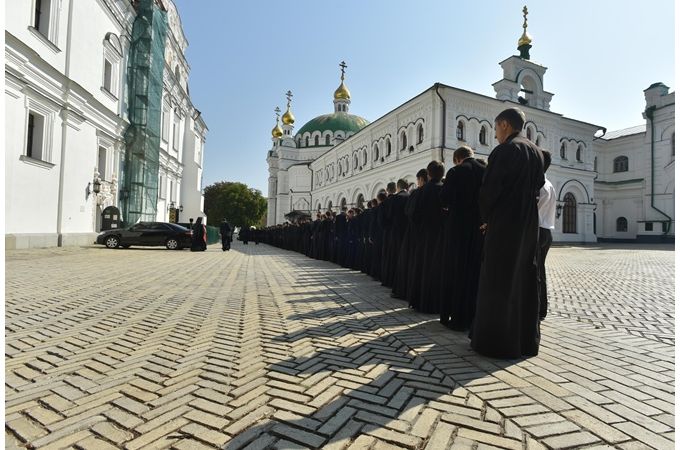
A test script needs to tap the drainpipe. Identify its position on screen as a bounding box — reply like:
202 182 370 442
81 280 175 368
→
645 106 672 235
434 83 446 162
56 0 75 246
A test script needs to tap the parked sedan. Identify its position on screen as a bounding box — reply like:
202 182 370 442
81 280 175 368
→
96 222 193 250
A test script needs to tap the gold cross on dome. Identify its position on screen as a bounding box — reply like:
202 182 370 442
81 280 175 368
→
522 6 528 29
274 106 281 119
285 90 293 105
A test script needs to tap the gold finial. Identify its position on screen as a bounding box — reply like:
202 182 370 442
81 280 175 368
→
334 61 351 101
271 106 283 138
282 91 295 125
517 5 533 57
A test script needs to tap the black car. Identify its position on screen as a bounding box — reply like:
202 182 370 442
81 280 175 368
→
96 222 193 250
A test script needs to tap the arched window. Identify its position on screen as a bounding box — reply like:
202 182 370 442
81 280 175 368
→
417 124 424 144
353 154 358 170
526 127 533 141
400 131 407 150
560 142 566 159
328 201 333 211
314 136 319 146
479 126 487 145
536 135 542 146
386 139 392 155
357 194 365 209
616 217 628 232
672 132 675 158
456 121 465 140
363 148 367 165
325 135 330 145
373 144 379 162
576 145 582 162
341 198 347 209
613 156 629 173
305 136 309 147
563 193 577 234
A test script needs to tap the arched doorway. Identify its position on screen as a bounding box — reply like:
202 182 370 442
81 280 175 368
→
562 193 577 234
340 198 347 210
327 201 333 212
356 194 365 209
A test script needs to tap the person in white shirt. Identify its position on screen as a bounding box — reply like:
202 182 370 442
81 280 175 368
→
537 150 556 320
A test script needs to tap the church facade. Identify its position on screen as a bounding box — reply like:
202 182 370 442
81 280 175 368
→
266 15 674 243
5 0 207 249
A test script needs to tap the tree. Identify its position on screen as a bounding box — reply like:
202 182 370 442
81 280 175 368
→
203 181 267 227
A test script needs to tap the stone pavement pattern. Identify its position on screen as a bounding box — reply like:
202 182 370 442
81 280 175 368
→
5 243 675 449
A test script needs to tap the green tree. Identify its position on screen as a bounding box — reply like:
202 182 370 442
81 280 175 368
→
203 181 267 227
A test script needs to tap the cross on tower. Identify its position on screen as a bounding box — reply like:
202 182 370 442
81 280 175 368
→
285 90 293 105
339 61 347 80
274 106 281 119
522 5 528 29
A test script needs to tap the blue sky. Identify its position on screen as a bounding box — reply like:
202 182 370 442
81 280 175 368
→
174 0 675 194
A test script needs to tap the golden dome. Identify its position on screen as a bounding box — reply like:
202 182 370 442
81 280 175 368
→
271 122 283 138
334 81 351 100
282 106 295 125
518 30 532 47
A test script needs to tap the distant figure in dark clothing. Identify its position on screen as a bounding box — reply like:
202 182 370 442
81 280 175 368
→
220 219 233 251
471 107 545 359
439 146 486 330
191 217 207 251
370 192 388 280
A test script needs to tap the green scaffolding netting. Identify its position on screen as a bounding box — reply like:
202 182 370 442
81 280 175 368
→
120 0 167 225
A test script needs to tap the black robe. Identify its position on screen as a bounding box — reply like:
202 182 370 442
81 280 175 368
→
471 132 545 359
361 208 373 274
370 202 385 280
405 188 426 307
379 194 396 286
392 189 417 300
413 180 444 313
334 213 348 266
439 158 486 330
383 190 409 288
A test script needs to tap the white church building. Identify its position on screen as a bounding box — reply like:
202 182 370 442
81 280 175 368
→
266 13 674 243
5 0 207 249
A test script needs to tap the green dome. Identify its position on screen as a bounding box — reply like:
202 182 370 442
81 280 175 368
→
296 112 370 141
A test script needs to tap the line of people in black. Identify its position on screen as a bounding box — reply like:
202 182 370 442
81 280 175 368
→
255 108 551 359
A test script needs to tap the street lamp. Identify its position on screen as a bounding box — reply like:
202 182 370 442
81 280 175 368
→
93 177 101 195
555 203 563 219
168 201 175 211
179 205 184 212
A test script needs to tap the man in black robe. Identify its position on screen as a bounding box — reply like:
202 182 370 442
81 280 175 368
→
403 170 428 305
392 169 427 300
471 107 545 359
370 193 387 280
383 179 410 289
379 182 397 286
220 218 233 251
361 201 375 274
439 146 486 330
413 161 445 313
334 208 348 266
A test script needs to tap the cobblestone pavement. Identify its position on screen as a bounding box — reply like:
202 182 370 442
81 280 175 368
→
5 243 675 449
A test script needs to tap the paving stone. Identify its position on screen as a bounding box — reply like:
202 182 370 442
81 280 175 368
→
4 244 675 449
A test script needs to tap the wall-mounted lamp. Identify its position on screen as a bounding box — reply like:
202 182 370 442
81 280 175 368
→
93 177 101 195
168 201 175 211
179 204 184 212
556 203 563 219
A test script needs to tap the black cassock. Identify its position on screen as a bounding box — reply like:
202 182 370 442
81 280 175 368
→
352 213 364 271
471 132 545 359
369 205 384 279
405 187 426 307
413 180 444 313
383 190 409 288
334 212 348 266
439 158 486 330
379 194 396 286
393 189 417 300
361 208 373 274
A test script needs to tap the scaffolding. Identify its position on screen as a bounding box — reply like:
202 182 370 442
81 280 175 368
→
120 0 167 225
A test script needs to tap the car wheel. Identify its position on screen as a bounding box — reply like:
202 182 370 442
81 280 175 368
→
105 236 120 249
166 238 180 250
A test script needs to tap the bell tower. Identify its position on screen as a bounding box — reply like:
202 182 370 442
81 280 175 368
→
492 6 554 111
